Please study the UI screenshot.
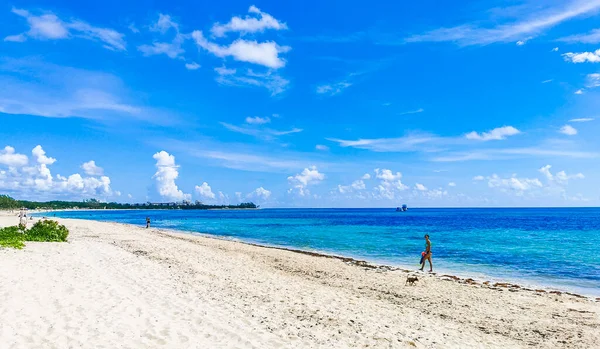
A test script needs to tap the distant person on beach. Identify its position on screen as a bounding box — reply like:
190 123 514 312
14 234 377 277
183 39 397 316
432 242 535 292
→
146 217 150 228
419 234 433 272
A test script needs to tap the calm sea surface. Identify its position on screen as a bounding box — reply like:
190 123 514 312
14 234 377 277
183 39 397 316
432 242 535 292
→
46 208 600 296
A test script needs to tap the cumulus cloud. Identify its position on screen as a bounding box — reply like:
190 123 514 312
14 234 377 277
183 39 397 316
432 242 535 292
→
465 126 520 141
152 151 191 201
373 168 409 199
362 173 371 180
32 145 56 165
195 182 215 199
81 160 104 176
487 174 543 193
150 14 179 33
247 186 272 200
287 166 325 196
245 116 271 125
415 183 427 191
5 8 125 51
0 146 28 167
211 5 287 37
559 125 577 136
192 30 290 69
448 182 456 187
315 144 329 151
473 175 485 181
0 145 113 199
574 89 584 95
337 179 366 194
562 49 600 63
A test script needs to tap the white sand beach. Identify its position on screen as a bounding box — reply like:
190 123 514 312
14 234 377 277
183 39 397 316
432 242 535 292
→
1 212 599 349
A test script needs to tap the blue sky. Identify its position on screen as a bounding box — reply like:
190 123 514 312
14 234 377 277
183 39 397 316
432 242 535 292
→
1 0 599 207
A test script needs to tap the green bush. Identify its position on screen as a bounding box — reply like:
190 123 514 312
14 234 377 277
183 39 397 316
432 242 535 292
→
25 220 69 242
0 220 69 249
0 225 26 249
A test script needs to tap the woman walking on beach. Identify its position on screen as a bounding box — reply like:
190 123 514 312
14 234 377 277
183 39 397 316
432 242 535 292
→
419 234 433 272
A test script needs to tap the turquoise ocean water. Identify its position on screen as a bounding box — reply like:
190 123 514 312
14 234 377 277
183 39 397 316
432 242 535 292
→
46 208 600 296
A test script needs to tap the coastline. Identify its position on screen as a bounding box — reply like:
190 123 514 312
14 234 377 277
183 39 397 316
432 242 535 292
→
35 210 599 298
2 213 599 348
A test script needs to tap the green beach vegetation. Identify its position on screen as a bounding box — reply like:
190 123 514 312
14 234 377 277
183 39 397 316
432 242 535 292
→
0 220 69 249
0 195 258 210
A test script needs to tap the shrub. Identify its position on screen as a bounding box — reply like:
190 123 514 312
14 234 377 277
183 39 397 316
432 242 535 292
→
0 225 26 249
25 220 69 242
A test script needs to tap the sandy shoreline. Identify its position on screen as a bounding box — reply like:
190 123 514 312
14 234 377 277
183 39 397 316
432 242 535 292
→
1 213 599 348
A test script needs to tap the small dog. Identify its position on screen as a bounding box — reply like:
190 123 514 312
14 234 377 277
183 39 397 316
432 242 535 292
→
405 275 419 286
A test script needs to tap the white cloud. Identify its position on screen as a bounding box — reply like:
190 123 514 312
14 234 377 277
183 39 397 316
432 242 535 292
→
215 66 236 76
473 175 485 181
516 40 526 46
448 182 456 187
405 1 600 46
316 81 352 96
569 117 594 122
4 34 26 42
587 73 600 88
398 108 424 115
0 145 113 199
81 160 104 176
539 165 584 183
245 116 271 125
562 49 600 63
6 8 125 51
552 47 559 52
138 14 187 60
214 67 289 95
541 79 553 83
362 173 371 180
315 144 329 151
192 30 290 69
0 60 148 121
465 126 521 141
559 124 577 136
375 168 402 181
185 62 201 70
337 179 366 194
211 5 287 37
328 133 438 152
128 23 139 34
487 174 543 193
139 41 185 59
152 151 191 201
150 14 179 33
574 89 584 95
0 146 28 167
221 122 302 140
559 29 600 44
415 183 427 191
247 186 271 200
288 166 325 196
373 168 408 199
195 182 215 199
32 145 56 165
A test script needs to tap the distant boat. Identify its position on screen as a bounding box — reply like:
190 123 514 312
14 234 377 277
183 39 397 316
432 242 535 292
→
396 204 408 212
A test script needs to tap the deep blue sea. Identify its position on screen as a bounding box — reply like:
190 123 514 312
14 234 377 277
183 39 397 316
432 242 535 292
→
46 208 600 296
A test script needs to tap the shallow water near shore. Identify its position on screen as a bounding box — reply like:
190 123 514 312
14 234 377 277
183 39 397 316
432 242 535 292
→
45 208 600 296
